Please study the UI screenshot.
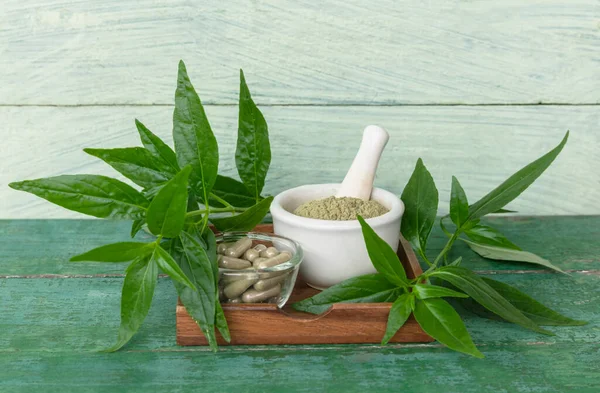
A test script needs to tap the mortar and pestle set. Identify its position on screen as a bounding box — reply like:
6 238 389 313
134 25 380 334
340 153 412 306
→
271 125 405 289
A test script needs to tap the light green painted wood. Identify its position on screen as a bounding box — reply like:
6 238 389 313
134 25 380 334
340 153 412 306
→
2 105 598 218
0 0 598 105
0 217 598 275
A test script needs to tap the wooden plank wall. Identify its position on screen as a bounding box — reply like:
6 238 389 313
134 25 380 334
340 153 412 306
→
1 0 598 218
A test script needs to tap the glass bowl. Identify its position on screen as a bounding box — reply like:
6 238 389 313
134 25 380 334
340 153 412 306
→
216 232 303 308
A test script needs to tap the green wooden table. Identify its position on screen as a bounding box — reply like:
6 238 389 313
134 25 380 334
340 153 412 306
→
1 216 599 392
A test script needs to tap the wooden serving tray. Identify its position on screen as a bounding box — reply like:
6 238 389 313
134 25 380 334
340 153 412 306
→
176 224 433 345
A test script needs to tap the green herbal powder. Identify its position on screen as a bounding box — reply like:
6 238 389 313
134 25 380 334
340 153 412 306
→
293 196 389 221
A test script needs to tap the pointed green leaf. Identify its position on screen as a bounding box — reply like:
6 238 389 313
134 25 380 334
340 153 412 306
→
130 219 145 238
293 274 402 315
215 302 231 343
449 257 463 267
236 69 271 201
152 245 195 289
9 175 148 219
104 255 158 352
400 159 439 254
464 224 521 250
463 238 564 273
175 232 218 351
210 175 257 208
413 298 484 358
429 266 553 335
481 277 587 326
71 242 154 262
84 147 174 189
172 60 218 204
146 166 191 237
381 293 413 345
413 284 469 300
357 215 408 287
468 132 568 220
450 176 469 228
135 119 180 171
210 196 273 232
493 209 517 214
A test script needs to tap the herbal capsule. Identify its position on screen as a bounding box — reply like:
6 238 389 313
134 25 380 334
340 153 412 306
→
253 244 267 253
253 272 289 291
243 249 260 262
227 297 241 304
242 284 281 303
225 238 253 258
223 278 258 299
259 246 279 258
255 251 291 269
218 255 251 270
217 242 232 255
252 257 267 266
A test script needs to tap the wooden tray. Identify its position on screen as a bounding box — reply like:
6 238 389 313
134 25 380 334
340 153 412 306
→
176 224 433 345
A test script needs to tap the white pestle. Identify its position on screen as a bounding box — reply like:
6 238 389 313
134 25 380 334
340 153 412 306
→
336 125 390 200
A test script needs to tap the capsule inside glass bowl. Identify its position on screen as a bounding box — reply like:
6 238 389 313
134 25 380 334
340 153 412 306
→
216 232 303 308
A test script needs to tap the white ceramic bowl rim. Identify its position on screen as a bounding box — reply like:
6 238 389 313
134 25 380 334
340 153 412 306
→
271 183 405 230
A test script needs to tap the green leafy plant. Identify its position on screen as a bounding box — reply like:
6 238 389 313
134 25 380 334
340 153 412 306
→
294 132 587 358
9 61 273 351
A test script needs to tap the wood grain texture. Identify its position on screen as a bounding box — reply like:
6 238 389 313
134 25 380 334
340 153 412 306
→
177 231 432 346
1 273 598 353
1 0 599 105
1 216 598 275
1 344 599 393
2 105 598 218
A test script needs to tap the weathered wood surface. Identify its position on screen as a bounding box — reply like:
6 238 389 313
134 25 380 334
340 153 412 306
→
1 216 597 275
2 105 598 218
1 0 599 105
0 218 599 391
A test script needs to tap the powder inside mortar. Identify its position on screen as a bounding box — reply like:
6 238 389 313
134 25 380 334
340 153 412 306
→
293 196 389 221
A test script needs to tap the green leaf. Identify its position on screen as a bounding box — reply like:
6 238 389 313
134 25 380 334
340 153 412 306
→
413 298 484 358
172 60 219 204
450 176 469 228
210 175 257 208
468 132 568 220
493 209 517 214
84 147 174 189
70 242 154 262
462 238 564 273
175 232 218 351
130 219 145 238
481 277 586 326
400 158 439 255
449 256 463 267
135 119 180 171
9 175 149 219
381 293 413 345
357 215 408 287
464 224 521 250
236 69 271 201
146 166 191 237
215 302 231 343
104 255 158 352
413 284 469 300
152 245 195 289
429 266 553 335
210 196 273 232
292 274 402 315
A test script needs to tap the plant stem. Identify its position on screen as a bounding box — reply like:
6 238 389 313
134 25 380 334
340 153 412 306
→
418 249 433 267
209 193 236 213
422 230 461 276
185 206 247 218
